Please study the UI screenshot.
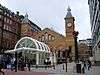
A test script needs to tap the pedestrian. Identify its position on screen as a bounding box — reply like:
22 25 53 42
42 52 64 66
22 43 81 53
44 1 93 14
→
82 61 86 73
27 60 31 71
0 63 4 75
87 60 92 70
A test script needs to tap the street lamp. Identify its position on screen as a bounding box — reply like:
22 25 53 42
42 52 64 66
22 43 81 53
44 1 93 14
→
65 48 67 72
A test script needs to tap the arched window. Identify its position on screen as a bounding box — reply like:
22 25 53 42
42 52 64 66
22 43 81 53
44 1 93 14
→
45 32 48 40
51 36 55 40
42 35 45 41
38 37 41 41
48 34 51 40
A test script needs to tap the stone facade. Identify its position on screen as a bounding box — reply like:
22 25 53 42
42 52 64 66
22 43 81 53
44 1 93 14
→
64 7 76 61
78 43 89 59
0 4 21 53
34 28 66 64
21 13 41 38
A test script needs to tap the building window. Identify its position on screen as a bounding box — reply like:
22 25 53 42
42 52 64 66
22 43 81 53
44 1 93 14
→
10 20 12 24
7 18 9 23
3 24 6 29
51 36 55 40
4 17 7 22
45 32 48 40
48 34 51 40
38 37 41 41
42 35 45 41
0 15 2 19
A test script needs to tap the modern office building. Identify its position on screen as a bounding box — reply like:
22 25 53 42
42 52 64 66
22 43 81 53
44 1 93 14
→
88 0 100 64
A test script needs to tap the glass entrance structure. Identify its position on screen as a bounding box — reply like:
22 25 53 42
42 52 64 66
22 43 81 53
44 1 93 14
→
5 37 51 65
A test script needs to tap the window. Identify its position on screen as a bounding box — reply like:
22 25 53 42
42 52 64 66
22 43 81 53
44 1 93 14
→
48 34 51 40
7 18 9 23
45 32 48 40
0 15 2 19
3 24 6 29
42 35 45 41
10 20 12 24
4 17 6 22
38 37 41 41
51 36 55 40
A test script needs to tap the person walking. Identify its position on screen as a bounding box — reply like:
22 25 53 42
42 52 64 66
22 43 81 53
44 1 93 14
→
0 60 4 75
87 60 92 70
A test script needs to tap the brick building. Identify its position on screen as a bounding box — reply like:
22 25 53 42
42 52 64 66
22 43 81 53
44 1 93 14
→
78 39 93 60
0 4 21 53
21 13 41 38
0 4 41 54
34 7 78 63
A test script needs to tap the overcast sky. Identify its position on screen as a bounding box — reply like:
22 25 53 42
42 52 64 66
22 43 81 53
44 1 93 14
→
0 0 91 40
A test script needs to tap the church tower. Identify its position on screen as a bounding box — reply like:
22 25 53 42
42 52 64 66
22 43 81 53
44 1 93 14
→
64 7 76 61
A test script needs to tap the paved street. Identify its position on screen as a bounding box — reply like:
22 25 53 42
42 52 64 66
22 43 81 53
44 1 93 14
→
2 63 100 75
31 62 84 75
4 70 48 75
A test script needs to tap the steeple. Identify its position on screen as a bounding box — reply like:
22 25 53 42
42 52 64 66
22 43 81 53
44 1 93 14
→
22 13 29 23
66 6 72 18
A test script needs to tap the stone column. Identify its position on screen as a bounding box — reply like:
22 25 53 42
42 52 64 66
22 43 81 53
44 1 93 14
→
36 52 39 65
54 52 57 64
50 52 53 65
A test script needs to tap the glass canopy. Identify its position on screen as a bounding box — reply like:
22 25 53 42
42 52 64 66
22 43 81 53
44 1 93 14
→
5 37 50 53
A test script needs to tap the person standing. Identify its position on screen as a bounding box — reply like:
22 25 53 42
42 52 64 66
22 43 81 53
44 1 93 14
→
0 58 4 75
87 60 92 70
27 60 31 71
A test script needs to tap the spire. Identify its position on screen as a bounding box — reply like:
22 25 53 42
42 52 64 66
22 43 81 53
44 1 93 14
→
22 13 29 23
66 6 72 18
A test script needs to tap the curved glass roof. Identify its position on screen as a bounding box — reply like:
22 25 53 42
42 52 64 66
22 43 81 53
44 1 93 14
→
5 37 50 53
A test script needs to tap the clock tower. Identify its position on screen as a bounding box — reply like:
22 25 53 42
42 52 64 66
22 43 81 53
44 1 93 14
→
64 7 76 61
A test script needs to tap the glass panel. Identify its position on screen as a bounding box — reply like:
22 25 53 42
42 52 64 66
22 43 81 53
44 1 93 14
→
40 43 44 50
36 42 41 49
16 38 37 49
0 15 2 19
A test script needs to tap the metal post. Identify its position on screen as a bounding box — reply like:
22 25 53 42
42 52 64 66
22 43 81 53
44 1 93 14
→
65 49 67 72
73 31 79 62
15 52 18 72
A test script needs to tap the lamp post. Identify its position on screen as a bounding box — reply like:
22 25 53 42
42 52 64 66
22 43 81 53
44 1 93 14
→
73 31 79 62
15 52 18 72
65 48 67 72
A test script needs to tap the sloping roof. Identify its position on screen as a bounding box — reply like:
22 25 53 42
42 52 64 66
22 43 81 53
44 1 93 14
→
42 28 65 38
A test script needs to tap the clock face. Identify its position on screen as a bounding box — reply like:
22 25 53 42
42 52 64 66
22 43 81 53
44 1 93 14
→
67 23 72 27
